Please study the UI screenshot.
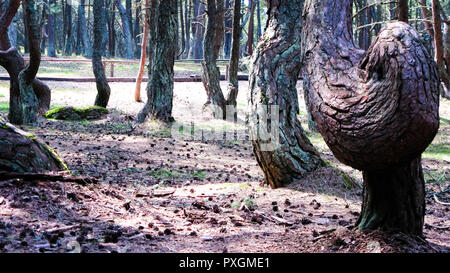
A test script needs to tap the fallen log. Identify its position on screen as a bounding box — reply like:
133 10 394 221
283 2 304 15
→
0 171 98 185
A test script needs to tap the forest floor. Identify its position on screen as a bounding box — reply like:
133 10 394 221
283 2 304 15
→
0 80 448 253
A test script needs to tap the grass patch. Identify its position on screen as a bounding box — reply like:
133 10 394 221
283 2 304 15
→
0 101 9 112
423 142 450 162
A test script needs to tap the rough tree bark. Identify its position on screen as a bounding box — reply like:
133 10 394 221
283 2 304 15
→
137 0 177 123
225 0 241 107
92 0 111 108
248 0 325 189
19 0 43 125
79 0 92 57
0 120 67 173
302 0 440 235
202 0 226 119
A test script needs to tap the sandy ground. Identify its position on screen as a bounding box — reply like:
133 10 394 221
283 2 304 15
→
0 80 448 253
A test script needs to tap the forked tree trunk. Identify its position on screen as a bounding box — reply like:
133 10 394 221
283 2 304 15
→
92 0 111 108
225 0 241 107
19 0 42 125
202 0 226 119
302 0 440 235
248 0 325 188
137 0 177 123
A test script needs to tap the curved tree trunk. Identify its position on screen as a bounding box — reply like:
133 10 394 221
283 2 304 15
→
19 0 42 126
302 0 440 235
202 0 226 119
137 0 177 123
248 0 324 189
225 0 241 108
92 0 111 108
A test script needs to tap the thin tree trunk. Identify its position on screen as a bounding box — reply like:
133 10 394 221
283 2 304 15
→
226 0 241 107
247 0 254 55
178 0 186 58
256 0 261 40
47 0 56 57
63 1 73 55
135 0 149 102
79 0 92 57
398 0 408 23
137 0 178 123
114 0 134 59
248 0 325 188
184 0 191 59
93 0 111 108
134 0 141 58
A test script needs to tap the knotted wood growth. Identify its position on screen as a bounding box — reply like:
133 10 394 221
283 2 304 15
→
302 0 440 235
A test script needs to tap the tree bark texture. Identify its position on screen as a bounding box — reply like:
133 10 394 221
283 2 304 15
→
248 0 325 189
137 0 177 123
0 120 67 173
135 0 149 102
202 0 226 119
115 0 134 59
93 0 111 108
302 0 440 235
226 0 241 107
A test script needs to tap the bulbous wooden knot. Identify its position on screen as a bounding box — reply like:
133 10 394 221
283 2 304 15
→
312 22 440 171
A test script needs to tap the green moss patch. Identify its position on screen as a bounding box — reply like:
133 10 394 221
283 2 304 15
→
45 106 109 121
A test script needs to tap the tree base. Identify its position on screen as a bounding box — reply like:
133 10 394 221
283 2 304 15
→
356 157 425 236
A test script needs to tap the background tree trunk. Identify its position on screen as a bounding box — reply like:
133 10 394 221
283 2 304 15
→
137 0 177 123
302 0 440 235
92 0 111 108
115 0 134 59
135 0 149 102
248 0 325 189
202 0 226 119
398 0 409 23
226 0 241 107
246 0 254 55
79 0 92 57
47 0 56 57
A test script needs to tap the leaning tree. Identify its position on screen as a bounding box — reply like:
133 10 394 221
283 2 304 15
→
302 0 440 235
248 0 325 189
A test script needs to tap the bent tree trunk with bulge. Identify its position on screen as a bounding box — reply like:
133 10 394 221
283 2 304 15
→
248 0 325 189
92 0 111 108
302 0 440 235
137 0 178 123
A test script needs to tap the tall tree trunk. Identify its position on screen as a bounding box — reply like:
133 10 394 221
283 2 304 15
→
225 0 241 107
137 0 178 123
135 0 149 102
398 0 409 23
114 0 134 59
183 0 191 59
47 0 56 57
178 0 186 58
20 0 42 125
431 0 449 98
302 0 440 235
79 0 92 57
63 1 73 55
224 0 232 59
191 0 204 59
202 0 226 119
134 0 141 58
248 0 325 189
246 0 254 55
92 0 111 108
256 0 261 40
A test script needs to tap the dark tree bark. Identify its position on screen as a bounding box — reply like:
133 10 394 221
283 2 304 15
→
398 0 408 23
47 0 56 57
246 0 254 55
256 0 261 40
79 0 92 57
178 0 185 58
63 1 73 55
183 0 191 59
115 0 134 59
248 0 325 189
137 0 178 123
19 0 42 125
302 0 440 235
431 0 449 98
92 0 111 108
224 0 232 59
225 0 241 107
202 0 226 119
134 0 141 58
